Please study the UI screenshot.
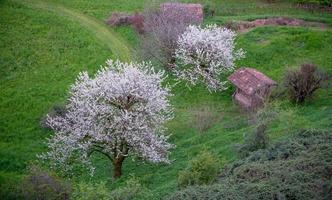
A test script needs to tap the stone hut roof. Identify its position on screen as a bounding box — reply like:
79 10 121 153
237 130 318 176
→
160 3 203 23
228 67 277 95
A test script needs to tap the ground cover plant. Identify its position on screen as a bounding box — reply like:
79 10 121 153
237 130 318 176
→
1 0 332 199
167 129 332 200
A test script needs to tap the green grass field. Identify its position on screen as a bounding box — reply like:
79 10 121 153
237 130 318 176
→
1 0 331 199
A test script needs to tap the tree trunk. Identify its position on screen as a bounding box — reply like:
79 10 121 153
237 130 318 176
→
112 158 124 179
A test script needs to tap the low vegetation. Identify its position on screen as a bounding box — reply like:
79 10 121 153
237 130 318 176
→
167 129 332 200
178 151 220 187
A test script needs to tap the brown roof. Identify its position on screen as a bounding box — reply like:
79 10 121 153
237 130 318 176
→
160 3 203 23
228 67 277 95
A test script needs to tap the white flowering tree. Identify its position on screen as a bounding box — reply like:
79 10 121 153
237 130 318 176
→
41 60 174 179
174 24 244 92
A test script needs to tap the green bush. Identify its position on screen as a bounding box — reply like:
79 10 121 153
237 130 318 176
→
178 151 219 187
72 181 110 200
110 177 153 200
168 129 332 200
73 177 153 200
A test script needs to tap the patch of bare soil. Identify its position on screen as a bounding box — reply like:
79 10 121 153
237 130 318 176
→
225 17 328 32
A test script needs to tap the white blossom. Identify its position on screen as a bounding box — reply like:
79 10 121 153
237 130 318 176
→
174 24 245 92
39 60 174 176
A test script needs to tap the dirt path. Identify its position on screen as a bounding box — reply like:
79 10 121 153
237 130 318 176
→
225 17 331 33
16 0 132 62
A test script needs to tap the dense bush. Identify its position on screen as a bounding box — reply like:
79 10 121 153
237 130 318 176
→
284 63 329 103
178 151 219 187
167 129 332 200
21 165 71 200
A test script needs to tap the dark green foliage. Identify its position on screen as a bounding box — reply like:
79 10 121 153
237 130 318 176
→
21 165 71 200
237 124 269 157
178 151 220 187
294 0 332 7
167 129 332 200
237 104 279 157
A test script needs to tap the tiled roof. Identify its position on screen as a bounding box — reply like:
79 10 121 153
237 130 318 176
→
228 67 277 95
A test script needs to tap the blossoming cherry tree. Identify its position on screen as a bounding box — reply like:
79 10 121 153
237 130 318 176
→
175 24 244 92
41 60 174 179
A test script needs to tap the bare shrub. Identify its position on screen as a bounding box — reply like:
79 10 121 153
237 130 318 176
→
189 105 222 134
129 12 145 34
21 165 71 200
139 2 202 69
284 63 330 103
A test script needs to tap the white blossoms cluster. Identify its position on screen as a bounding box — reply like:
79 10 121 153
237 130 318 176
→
40 60 174 176
175 24 245 92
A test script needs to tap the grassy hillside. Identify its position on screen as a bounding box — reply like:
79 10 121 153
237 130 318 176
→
0 0 331 199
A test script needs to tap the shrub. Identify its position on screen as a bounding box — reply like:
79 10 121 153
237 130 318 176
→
167 129 332 200
189 105 221 133
237 104 279 157
139 2 202 69
110 176 154 200
72 181 110 200
203 2 216 17
21 165 71 200
284 63 329 103
178 151 219 187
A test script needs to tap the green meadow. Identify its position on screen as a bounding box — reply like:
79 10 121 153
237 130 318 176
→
1 0 331 199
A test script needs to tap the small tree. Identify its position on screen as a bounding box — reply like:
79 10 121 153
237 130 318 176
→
284 63 329 103
139 3 202 69
174 25 245 92
40 60 174 179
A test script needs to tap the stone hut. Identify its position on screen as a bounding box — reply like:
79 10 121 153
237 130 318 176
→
160 3 203 23
228 67 277 110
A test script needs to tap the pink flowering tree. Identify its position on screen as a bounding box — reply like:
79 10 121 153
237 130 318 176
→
40 60 174 179
174 24 245 92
